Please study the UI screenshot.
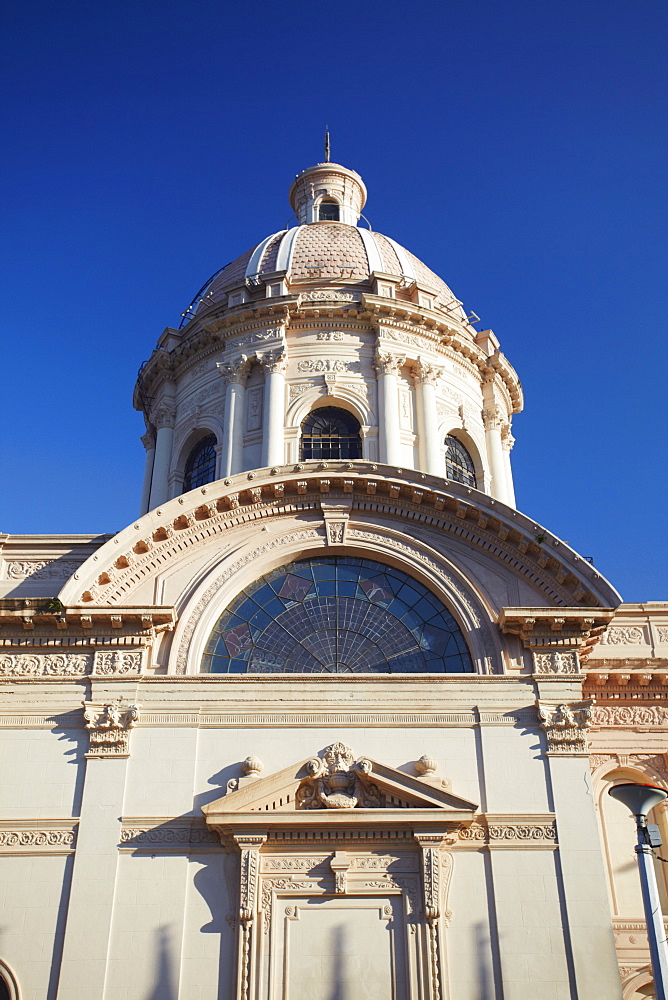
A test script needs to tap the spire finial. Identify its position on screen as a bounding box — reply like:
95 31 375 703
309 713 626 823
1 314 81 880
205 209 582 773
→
324 127 331 163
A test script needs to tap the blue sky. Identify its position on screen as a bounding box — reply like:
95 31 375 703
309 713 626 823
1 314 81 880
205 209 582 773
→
2 0 666 601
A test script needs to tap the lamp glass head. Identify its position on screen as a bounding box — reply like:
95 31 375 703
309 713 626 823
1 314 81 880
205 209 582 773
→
608 782 668 817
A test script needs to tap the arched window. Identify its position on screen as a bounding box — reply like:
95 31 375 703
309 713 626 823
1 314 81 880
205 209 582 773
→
444 435 476 487
201 556 474 674
0 961 19 1000
301 407 362 461
183 434 217 492
318 199 340 222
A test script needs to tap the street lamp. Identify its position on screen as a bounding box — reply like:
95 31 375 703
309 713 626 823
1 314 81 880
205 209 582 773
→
609 783 668 1000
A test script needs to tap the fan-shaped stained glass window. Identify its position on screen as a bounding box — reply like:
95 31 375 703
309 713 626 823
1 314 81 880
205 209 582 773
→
183 434 217 492
444 435 476 488
201 557 473 674
301 407 362 461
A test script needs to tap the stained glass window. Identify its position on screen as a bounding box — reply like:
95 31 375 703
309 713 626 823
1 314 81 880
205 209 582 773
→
444 435 476 487
183 435 217 492
201 557 473 674
301 407 362 461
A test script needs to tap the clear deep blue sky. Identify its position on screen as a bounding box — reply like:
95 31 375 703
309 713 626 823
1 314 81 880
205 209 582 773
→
2 0 666 601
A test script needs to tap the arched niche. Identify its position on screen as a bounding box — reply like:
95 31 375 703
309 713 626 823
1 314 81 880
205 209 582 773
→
170 422 224 498
593 763 668 919
285 391 374 462
438 423 486 491
0 960 20 1000
168 524 499 676
622 966 655 999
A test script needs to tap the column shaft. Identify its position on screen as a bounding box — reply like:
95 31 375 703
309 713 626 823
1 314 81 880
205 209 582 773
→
483 407 509 504
139 433 155 516
375 352 404 466
221 380 247 477
412 361 442 475
148 422 174 509
260 351 287 468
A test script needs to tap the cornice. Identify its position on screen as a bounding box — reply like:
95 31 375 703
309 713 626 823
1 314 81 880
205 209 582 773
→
58 463 620 609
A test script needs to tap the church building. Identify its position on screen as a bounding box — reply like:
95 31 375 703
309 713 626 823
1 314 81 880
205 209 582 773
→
1 156 667 1000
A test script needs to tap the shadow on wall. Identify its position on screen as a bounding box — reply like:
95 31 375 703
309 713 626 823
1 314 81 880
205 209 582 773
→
145 926 177 1000
328 924 346 1000
474 921 494 1000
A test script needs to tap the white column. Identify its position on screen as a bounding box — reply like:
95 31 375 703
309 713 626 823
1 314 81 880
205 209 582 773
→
138 430 155 515
502 428 516 508
147 402 175 510
218 358 250 477
412 359 442 476
483 405 509 504
259 349 287 467
375 351 404 466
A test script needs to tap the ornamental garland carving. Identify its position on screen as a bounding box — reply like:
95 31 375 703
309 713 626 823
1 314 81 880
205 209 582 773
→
83 699 140 757
297 359 357 374
0 653 91 677
5 559 83 580
537 701 593 754
120 825 218 848
604 626 645 644
458 822 557 844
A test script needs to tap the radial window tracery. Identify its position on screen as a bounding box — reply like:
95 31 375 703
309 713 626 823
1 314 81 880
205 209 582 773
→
301 407 362 461
183 434 217 492
201 557 473 674
444 435 476 487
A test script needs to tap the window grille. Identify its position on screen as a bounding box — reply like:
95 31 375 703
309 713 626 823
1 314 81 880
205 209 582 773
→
183 434 217 491
444 435 476 487
301 407 362 461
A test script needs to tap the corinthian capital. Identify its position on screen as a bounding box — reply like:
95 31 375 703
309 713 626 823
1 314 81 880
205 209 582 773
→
152 403 175 429
482 405 504 431
411 358 442 385
216 356 252 385
258 349 287 375
140 430 156 451
374 351 405 376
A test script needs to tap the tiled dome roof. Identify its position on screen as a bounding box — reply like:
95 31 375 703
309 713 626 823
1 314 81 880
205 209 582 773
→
187 223 463 319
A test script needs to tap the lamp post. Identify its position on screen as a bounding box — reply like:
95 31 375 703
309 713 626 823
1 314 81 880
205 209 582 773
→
608 783 668 1000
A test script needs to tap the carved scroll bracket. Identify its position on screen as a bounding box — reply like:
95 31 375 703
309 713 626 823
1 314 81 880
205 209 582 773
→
537 700 594 755
329 851 351 894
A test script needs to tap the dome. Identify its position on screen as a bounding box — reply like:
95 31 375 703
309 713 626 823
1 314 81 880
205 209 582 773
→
181 162 466 325
186 224 465 321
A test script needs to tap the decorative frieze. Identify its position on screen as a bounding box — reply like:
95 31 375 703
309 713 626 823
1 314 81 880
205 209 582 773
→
0 822 77 854
590 705 668 728
92 650 143 675
83 700 140 757
604 626 646 645
0 652 91 677
532 650 579 675
537 701 593 754
4 559 84 581
119 820 218 850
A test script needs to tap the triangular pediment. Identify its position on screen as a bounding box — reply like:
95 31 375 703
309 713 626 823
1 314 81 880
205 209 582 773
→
202 743 478 830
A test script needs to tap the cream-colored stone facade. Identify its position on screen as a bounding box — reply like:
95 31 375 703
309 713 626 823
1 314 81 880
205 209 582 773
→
1 159 665 1000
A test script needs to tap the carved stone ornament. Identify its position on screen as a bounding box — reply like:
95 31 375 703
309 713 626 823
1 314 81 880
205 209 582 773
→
411 358 443 385
0 653 91 677
532 650 579 675
83 699 140 757
4 559 83 581
92 650 143 676
216 356 252 385
296 742 383 809
537 700 594 755
257 348 287 375
374 350 405 376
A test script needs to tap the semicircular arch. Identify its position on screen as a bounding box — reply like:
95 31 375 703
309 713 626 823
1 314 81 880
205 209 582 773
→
169 521 499 676
0 959 20 1000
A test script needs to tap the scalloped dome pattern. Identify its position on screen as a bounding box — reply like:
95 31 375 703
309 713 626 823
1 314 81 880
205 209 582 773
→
193 224 461 317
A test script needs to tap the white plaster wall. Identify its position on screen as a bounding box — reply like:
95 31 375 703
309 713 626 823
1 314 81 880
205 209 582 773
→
478 723 550 813
105 853 189 1000
0 728 84 819
124 728 199 818
179 855 235 1000
0 855 71 1000
446 850 497 999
